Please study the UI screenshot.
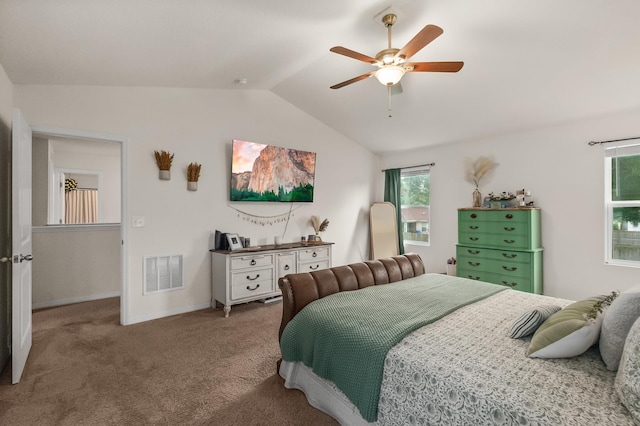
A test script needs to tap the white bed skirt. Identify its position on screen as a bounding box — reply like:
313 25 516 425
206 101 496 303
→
279 360 371 426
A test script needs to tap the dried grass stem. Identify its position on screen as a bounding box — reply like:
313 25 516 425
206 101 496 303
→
464 156 498 188
311 215 329 233
187 162 202 182
154 150 174 170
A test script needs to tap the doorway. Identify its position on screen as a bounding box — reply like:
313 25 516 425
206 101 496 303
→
0 118 10 373
31 125 128 325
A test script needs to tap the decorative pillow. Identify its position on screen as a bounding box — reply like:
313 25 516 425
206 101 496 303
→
528 294 616 358
600 285 640 371
509 305 562 338
614 316 640 423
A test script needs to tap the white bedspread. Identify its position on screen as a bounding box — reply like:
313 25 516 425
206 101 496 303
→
281 289 635 425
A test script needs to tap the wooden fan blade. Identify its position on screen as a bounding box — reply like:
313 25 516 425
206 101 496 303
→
396 25 443 61
330 46 379 64
405 61 464 72
330 71 375 89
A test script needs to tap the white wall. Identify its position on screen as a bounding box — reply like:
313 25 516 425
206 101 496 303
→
31 226 120 308
14 85 377 324
379 108 640 301
50 139 121 223
0 62 11 126
32 137 50 226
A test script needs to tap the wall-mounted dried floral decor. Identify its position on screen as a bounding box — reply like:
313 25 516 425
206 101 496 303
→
154 150 174 180
187 162 201 191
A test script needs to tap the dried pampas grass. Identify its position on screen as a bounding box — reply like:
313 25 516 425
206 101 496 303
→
311 215 329 233
464 156 498 188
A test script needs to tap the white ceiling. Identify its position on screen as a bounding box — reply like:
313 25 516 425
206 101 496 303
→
2 0 640 153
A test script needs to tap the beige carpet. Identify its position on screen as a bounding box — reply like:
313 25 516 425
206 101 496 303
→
0 298 338 425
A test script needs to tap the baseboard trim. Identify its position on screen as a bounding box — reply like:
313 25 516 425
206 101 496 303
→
126 302 212 325
32 291 121 310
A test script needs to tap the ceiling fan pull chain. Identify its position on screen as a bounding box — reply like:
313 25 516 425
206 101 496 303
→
388 86 393 118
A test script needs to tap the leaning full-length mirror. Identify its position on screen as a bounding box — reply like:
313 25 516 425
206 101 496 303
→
369 202 399 260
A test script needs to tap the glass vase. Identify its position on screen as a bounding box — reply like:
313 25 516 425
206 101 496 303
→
472 188 482 207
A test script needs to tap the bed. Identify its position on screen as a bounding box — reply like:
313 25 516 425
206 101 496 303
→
277 253 639 425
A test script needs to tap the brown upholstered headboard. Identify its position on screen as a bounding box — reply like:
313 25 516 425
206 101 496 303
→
277 253 425 340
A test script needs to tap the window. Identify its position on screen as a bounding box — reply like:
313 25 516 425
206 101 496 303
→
400 166 430 246
605 143 640 265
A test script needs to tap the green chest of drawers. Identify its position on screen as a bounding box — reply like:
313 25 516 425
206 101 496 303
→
456 208 543 294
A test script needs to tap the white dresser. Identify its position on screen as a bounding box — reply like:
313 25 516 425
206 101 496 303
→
210 242 332 317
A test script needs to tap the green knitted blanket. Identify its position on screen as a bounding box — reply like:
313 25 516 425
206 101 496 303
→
280 274 506 422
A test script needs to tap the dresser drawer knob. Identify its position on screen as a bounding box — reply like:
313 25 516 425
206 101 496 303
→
467 249 480 255
469 237 479 241
284 265 290 271
250 259 257 266
246 284 260 291
469 225 479 230
470 214 477 219
246 274 260 281
468 275 480 280
501 281 517 287
503 239 515 244
312 252 318 257
502 266 517 272
505 214 513 219
502 253 517 259
503 227 515 231
467 261 481 267
309 264 320 270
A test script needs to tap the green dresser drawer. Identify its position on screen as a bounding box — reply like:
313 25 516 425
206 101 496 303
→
457 246 532 264
457 268 533 293
458 220 529 236
458 232 531 249
458 256 531 278
458 209 530 223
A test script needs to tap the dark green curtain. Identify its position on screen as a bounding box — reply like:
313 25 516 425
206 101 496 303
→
383 168 405 255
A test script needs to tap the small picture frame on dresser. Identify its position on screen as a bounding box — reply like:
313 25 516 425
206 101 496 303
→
226 233 243 251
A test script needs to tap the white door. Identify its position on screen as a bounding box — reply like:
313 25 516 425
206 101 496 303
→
11 108 33 384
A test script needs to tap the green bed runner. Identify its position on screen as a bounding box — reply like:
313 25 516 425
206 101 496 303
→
280 274 506 422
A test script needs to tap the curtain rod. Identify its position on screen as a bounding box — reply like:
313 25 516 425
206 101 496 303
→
588 136 640 146
381 162 435 172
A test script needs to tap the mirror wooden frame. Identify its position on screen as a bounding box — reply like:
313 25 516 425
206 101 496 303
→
369 202 399 260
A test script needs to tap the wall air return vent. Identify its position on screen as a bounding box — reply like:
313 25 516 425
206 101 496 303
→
144 255 183 295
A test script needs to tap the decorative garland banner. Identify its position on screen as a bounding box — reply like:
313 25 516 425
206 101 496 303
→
227 205 301 227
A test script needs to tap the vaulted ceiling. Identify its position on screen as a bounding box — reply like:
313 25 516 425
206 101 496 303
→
1 0 639 153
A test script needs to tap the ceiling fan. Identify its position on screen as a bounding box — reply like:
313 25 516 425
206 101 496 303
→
330 13 464 90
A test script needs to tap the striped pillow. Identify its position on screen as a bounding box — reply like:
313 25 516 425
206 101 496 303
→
510 305 562 339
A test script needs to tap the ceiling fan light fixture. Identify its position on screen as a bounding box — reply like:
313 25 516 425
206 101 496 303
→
375 65 405 86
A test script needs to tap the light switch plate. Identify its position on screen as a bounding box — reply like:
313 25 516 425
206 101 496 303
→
132 216 145 227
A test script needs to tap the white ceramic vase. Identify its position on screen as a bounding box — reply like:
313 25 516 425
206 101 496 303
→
472 188 482 207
